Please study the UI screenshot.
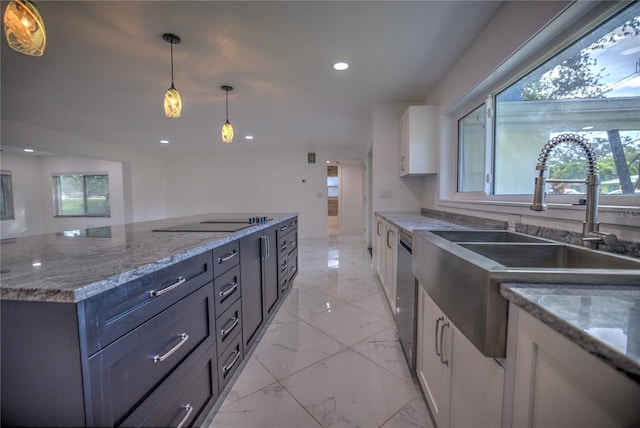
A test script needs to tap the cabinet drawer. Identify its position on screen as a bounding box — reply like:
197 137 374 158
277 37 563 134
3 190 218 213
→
212 240 239 275
118 343 218 428
277 232 291 257
217 333 243 394
214 264 241 316
280 274 291 295
288 252 298 281
83 251 214 355
278 217 298 235
88 284 215 426
216 298 242 356
287 229 298 254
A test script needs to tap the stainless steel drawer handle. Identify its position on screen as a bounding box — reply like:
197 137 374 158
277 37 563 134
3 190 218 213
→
434 317 443 357
176 404 193 428
149 276 186 298
219 281 238 299
281 242 287 252
218 250 237 264
153 332 189 363
220 316 239 338
222 349 240 374
440 321 449 366
281 279 288 292
280 225 287 232
280 260 287 272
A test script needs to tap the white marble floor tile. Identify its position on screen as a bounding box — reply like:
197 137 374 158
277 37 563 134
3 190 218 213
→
350 327 415 382
281 348 419 428
211 383 322 428
312 278 382 303
302 301 393 346
279 288 348 319
381 396 434 428
222 357 277 404
349 292 395 320
253 319 346 379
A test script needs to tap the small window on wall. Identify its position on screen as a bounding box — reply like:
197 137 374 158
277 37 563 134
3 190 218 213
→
53 174 110 217
458 104 487 192
1 171 15 220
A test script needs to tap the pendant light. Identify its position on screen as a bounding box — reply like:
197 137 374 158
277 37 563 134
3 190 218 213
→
221 85 234 144
3 0 46 56
163 33 182 118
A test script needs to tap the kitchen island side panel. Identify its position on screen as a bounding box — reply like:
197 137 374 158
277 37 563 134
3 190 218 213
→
1 300 86 427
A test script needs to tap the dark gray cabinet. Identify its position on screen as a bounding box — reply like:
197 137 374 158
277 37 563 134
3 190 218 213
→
240 225 278 352
1 216 298 427
1 251 218 428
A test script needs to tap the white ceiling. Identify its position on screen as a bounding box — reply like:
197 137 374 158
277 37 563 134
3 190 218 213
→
1 1 504 155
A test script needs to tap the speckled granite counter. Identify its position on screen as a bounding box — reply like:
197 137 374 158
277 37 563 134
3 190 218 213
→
501 283 640 381
375 211 486 234
0 213 297 303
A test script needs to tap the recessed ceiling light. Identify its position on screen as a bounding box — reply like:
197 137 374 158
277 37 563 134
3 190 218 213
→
333 62 349 71
24 148 34 152
160 140 169 144
32 262 42 267
245 135 254 140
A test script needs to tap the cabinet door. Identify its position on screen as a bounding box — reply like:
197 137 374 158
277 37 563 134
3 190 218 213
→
510 306 640 428
416 286 451 428
240 231 265 352
449 322 504 428
263 226 279 316
385 223 398 313
374 216 385 281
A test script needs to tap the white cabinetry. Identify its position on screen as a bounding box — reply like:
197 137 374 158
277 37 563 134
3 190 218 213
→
417 286 504 428
374 215 397 314
506 304 640 428
400 105 437 176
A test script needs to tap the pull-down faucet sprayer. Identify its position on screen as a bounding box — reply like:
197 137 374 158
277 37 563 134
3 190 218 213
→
530 133 618 249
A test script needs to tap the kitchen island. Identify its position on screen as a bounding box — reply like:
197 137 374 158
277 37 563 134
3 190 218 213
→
1 213 298 427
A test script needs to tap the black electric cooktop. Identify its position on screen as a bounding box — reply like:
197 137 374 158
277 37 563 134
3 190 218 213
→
152 216 273 233
152 222 252 233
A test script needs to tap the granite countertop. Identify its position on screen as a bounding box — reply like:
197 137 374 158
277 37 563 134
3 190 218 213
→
375 211 479 234
501 283 640 382
0 213 297 303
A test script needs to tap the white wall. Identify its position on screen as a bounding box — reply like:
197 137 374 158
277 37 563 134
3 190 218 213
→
338 161 364 237
0 152 45 237
372 103 425 215
163 147 364 239
2 120 168 226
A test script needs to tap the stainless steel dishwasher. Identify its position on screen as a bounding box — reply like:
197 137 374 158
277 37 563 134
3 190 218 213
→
396 230 416 370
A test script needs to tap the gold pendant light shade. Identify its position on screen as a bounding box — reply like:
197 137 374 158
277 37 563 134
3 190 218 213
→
222 121 234 144
3 0 46 56
164 85 182 118
221 85 234 143
162 33 182 118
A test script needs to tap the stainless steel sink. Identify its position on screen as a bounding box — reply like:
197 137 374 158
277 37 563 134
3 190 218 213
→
460 243 640 270
413 230 640 358
430 230 549 243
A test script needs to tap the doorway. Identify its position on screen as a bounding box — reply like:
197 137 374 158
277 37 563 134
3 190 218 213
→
327 163 339 236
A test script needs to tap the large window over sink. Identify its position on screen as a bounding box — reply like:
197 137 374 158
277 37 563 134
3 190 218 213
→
458 2 640 204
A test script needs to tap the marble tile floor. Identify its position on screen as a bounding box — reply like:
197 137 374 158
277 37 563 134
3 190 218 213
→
204 236 434 428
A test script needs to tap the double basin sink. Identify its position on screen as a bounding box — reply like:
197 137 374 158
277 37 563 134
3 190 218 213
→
413 230 640 358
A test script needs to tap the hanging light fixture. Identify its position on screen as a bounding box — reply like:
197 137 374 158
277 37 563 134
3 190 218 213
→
221 85 234 143
3 0 46 56
162 33 182 118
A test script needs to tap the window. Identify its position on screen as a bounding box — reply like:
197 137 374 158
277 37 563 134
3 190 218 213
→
458 104 487 192
458 2 640 202
53 174 110 217
1 171 15 220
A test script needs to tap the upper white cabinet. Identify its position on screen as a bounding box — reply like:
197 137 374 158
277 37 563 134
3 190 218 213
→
399 105 437 176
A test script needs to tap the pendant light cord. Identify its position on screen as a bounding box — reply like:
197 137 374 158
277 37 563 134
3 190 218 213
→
170 42 175 87
225 89 229 121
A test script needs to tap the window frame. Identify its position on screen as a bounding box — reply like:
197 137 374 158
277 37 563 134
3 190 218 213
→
1 170 15 221
53 173 111 218
450 1 639 210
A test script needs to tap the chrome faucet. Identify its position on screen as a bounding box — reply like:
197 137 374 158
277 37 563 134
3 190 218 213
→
530 133 618 249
